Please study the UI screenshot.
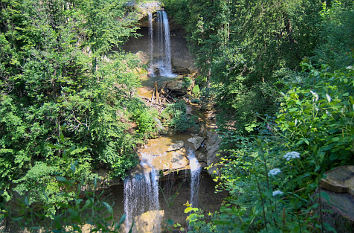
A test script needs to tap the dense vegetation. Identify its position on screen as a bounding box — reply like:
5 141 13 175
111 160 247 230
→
163 0 353 232
0 0 159 229
0 0 353 232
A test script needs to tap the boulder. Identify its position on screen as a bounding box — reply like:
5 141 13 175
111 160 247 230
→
320 165 354 233
187 136 205 150
186 105 193 115
320 166 354 195
163 78 190 96
165 79 185 93
134 210 164 233
167 140 184 152
173 66 191 75
195 151 207 163
320 190 354 233
154 117 167 135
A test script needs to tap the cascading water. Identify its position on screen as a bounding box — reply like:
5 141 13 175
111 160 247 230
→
153 10 176 78
187 149 201 207
148 12 154 77
124 154 161 233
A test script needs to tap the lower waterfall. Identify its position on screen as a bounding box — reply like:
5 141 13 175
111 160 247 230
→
187 149 201 207
124 157 160 233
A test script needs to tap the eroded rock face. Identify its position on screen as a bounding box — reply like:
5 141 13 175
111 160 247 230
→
173 66 191 75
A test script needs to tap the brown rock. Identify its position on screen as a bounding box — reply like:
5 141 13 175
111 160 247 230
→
134 210 164 233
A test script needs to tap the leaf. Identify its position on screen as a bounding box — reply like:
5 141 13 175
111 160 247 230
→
118 214 126 226
102 201 113 214
184 206 198 214
167 219 174 225
323 222 337 233
128 221 134 233
184 207 193 213
56 176 67 182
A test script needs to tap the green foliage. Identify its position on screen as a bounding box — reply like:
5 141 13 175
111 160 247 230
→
162 100 198 133
0 0 153 221
187 55 353 233
165 0 322 132
192 84 200 98
3 176 129 232
131 105 158 138
183 76 193 89
165 0 353 232
313 1 354 69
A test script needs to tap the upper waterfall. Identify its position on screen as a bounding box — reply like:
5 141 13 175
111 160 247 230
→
149 10 176 78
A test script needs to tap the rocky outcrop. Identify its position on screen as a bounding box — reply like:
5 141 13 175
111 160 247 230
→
167 140 184 152
205 131 222 175
320 166 354 195
184 130 221 176
187 136 204 150
320 166 354 233
134 210 164 233
173 66 191 75
162 77 191 96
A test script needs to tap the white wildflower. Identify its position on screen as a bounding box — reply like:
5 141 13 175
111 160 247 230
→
310 91 319 102
283 151 300 161
346 66 352 70
268 168 281 176
326 93 331 102
272 190 284 196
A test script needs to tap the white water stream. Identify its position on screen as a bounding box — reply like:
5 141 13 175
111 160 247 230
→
124 154 160 232
148 12 154 77
187 149 201 207
149 10 176 77
123 9 201 232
